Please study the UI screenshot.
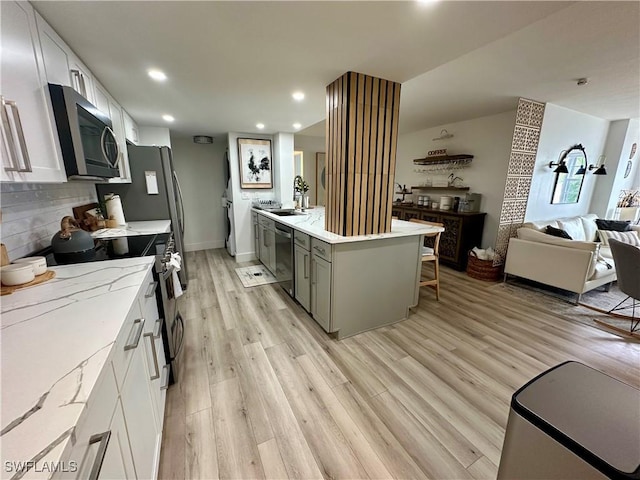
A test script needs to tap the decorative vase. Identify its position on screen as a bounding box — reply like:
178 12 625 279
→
302 194 310 210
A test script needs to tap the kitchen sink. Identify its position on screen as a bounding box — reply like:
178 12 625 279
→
271 210 303 216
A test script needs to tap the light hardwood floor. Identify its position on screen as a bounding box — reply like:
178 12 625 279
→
158 249 640 480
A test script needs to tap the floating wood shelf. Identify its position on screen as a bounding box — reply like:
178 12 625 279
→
413 154 473 165
411 186 470 191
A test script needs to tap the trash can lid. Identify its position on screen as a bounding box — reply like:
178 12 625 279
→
513 361 640 478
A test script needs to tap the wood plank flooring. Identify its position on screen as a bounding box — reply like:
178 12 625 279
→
158 249 640 480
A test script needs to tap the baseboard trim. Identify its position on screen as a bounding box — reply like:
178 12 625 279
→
235 252 258 263
185 239 225 252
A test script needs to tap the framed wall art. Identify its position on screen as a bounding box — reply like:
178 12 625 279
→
238 138 273 189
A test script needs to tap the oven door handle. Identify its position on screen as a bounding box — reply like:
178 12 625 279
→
172 313 185 360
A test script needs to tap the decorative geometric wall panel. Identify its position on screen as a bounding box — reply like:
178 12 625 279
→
325 72 401 236
494 98 545 266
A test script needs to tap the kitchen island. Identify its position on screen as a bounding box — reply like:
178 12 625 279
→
1 257 164 479
253 207 442 339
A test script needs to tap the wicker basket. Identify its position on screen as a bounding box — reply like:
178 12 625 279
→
466 251 502 282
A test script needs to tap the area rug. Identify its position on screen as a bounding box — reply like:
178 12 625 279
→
492 278 639 339
235 265 277 288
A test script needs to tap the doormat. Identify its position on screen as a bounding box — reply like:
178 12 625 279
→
235 265 277 288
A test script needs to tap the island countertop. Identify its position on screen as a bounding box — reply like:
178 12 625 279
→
253 206 442 243
90 219 171 239
0 257 155 478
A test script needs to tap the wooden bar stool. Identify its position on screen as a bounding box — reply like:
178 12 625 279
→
409 218 443 300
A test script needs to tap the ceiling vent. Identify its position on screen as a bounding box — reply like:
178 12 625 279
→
193 135 214 144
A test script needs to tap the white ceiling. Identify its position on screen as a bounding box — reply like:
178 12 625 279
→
32 1 639 139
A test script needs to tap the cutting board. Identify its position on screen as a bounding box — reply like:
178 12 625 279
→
1 270 56 295
72 203 99 231
1 244 9 267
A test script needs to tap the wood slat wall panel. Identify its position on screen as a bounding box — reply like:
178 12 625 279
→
325 72 401 236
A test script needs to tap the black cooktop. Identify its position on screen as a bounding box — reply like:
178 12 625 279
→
44 233 170 266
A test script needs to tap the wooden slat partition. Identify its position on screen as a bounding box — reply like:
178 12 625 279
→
325 72 401 236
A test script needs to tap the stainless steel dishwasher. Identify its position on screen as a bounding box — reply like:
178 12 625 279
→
274 222 294 297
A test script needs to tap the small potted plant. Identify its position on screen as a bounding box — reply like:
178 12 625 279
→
295 177 310 210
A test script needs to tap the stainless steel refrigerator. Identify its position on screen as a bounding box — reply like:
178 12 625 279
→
96 145 188 288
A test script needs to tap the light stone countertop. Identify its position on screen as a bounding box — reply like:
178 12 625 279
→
90 220 171 239
253 206 443 243
0 257 156 479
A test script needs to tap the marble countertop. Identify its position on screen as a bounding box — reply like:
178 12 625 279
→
0 257 155 478
253 207 443 244
90 220 171 239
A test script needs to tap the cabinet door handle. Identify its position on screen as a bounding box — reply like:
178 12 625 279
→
70 69 87 98
154 317 164 339
294 237 306 246
2 98 32 172
311 258 316 285
145 281 158 298
144 332 160 380
87 430 111 480
304 253 309 279
124 318 145 350
0 96 19 172
160 364 170 390
313 246 326 256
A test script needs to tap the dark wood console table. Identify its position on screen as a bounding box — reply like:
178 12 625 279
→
392 204 486 271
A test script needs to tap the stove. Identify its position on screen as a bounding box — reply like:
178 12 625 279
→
40 232 183 386
45 233 171 266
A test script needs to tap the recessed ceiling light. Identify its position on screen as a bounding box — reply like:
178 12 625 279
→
148 69 167 81
162 114 175 122
292 91 305 101
256 123 265 130
293 123 302 129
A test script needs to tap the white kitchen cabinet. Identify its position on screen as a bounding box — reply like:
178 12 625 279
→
252 211 260 260
123 109 139 145
0 1 66 183
139 276 167 430
36 11 94 104
311 238 332 332
294 230 311 312
93 82 111 118
98 399 136 479
295 244 311 312
120 340 162 480
258 214 276 275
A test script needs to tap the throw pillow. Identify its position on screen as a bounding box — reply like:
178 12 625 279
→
598 229 640 247
545 225 573 239
595 219 631 232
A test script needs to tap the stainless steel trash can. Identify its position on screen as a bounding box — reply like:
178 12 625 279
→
498 361 640 479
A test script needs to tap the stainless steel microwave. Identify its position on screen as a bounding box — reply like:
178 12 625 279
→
48 83 120 179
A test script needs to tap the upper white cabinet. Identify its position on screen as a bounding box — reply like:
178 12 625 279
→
123 110 139 145
0 1 67 183
36 11 95 104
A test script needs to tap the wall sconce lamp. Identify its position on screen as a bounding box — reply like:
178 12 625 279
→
549 150 569 173
577 155 607 175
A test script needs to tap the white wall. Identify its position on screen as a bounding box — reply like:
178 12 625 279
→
396 110 516 249
294 135 326 205
138 126 172 147
590 119 639 218
526 104 609 221
170 133 226 252
227 132 279 262
0 182 97 260
273 133 295 209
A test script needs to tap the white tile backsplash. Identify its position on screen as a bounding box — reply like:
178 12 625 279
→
0 182 97 260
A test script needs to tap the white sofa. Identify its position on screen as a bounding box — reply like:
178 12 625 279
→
504 213 640 302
